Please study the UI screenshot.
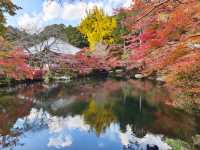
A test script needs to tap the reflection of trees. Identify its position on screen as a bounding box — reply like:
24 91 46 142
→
83 100 116 136
0 108 51 149
0 92 33 149
48 101 89 117
0 78 200 149
0 135 21 149
170 90 200 111
81 81 199 142
121 82 133 103
113 95 156 137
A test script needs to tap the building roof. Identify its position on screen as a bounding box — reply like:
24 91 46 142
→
27 37 80 55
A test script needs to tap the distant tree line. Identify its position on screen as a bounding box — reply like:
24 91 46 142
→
65 25 89 48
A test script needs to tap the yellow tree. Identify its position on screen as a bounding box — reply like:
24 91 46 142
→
79 7 117 49
83 100 116 136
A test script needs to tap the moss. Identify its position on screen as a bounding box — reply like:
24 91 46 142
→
165 138 192 150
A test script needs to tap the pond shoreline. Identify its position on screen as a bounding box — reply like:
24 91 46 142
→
0 69 165 88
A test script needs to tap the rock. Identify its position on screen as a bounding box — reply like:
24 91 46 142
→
193 135 200 148
135 74 144 79
187 42 200 49
147 144 159 150
115 69 123 73
156 77 165 82
54 76 70 81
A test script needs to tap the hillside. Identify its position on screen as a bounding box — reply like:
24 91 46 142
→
4 24 68 48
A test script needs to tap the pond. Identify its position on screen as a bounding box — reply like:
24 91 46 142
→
0 79 200 150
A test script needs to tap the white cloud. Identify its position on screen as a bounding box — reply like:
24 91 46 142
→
17 13 44 34
43 1 62 21
61 2 88 21
17 0 132 33
48 135 72 149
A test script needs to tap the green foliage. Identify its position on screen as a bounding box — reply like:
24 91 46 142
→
112 11 129 44
65 25 88 48
166 139 182 150
165 138 191 150
79 7 117 49
0 23 5 35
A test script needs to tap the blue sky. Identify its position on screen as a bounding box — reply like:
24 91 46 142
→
7 0 68 28
7 0 132 33
7 0 43 25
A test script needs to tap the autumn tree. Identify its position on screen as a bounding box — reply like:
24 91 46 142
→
0 0 20 35
79 7 117 49
116 0 200 64
0 48 43 81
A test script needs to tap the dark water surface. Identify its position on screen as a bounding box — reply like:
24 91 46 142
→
0 79 200 150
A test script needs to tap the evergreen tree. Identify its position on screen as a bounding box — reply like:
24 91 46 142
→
65 25 88 48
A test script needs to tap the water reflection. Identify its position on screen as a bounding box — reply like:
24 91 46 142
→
0 79 200 150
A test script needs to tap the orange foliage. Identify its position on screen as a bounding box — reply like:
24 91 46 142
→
0 49 43 80
116 0 200 89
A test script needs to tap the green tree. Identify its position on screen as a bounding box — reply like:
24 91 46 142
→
0 0 20 36
65 25 88 48
79 7 117 49
112 11 129 44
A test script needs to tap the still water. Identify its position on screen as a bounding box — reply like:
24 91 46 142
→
0 79 200 150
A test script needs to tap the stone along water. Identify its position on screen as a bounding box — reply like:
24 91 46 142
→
0 79 200 150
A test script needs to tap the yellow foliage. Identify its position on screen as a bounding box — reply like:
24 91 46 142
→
78 7 117 49
0 36 13 50
158 13 169 23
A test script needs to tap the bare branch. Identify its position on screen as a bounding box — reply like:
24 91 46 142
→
135 0 183 23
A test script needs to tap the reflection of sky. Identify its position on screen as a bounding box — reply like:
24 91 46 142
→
118 125 171 149
5 108 171 150
48 135 72 149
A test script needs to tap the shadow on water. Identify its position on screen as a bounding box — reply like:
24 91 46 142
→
0 78 200 150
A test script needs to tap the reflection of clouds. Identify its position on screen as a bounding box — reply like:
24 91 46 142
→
99 124 171 149
119 125 133 146
14 108 90 133
98 142 104 148
47 115 89 149
13 108 50 129
119 125 171 150
12 108 171 150
13 108 90 149
139 134 171 149
101 123 119 142
48 115 90 133
48 135 72 149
